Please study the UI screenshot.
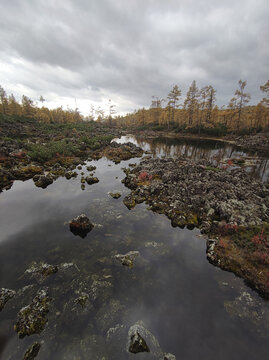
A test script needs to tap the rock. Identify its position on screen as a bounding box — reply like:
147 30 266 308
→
0 288 16 311
69 214 94 238
164 353 176 360
87 165 96 171
128 331 150 353
89 276 113 303
115 251 140 268
127 321 163 358
23 262 58 283
122 156 269 297
23 342 41 360
123 195 136 209
14 288 50 338
96 299 124 333
86 176 99 185
34 174 53 189
109 192 121 199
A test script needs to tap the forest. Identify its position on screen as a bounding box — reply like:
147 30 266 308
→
1 79 269 136
116 80 269 135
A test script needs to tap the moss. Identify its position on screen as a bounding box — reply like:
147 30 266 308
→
12 165 43 180
205 166 222 172
211 225 269 297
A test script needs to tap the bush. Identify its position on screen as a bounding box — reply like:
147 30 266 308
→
26 141 80 162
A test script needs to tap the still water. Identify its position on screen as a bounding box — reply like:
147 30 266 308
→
0 137 268 359
116 135 269 182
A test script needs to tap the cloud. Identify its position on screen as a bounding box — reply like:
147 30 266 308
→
0 0 268 115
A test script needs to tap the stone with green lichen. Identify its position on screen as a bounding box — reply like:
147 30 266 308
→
0 288 16 311
115 251 140 268
75 293 89 307
87 165 96 172
14 288 50 338
23 262 58 283
123 196 136 209
109 192 121 199
86 176 99 185
23 342 41 360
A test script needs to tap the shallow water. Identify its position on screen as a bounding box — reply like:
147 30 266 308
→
0 143 268 359
116 135 269 182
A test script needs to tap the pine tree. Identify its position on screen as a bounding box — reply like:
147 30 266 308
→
184 80 199 126
0 85 7 114
260 80 269 108
230 80 251 131
167 85 181 128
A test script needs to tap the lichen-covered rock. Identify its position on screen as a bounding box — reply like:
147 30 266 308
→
164 353 176 360
69 214 94 238
86 176 99 185
0 288 16 311
123 195 136 210
23 342 41 360
115 251 140 268
128 331 150 353
87 165 96 171
12 165 43 180
14 288 50 338
34 174 53 188
23 262 58 283
109 192 121 199
127 321 163 358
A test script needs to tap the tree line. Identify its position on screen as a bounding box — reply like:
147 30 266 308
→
1 80 268 133
0 88 84 123
113 80 269 134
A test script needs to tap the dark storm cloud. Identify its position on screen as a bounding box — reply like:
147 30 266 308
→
0 0 268 114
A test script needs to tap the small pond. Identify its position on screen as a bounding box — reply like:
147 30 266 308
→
0 136 268 359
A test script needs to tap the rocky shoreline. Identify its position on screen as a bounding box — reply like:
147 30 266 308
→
134 130 269 155
122 157 269 297
0 119 143 192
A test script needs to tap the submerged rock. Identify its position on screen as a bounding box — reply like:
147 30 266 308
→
224 290 269 335
115 251 140 268
0 288 16 311
23 262 58 283
23 342 41 360
164 353 176 360
14 288 50 338
69 214 94 238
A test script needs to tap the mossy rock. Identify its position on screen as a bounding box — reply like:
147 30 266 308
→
14 289 50 338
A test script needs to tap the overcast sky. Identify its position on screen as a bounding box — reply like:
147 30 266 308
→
0 0 268 116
